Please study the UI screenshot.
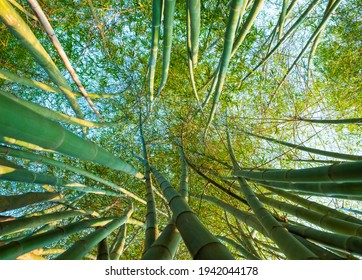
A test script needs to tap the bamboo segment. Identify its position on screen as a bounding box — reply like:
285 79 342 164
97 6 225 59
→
0 0 83 119
110 224 127 260
178 145 189 200
55 206 133 260
233 161 362 183
230 0 265 57
141 221 182 260
156 0 176 97
26 0 101 118
0 90 118 128
0 94 143 178
0 192 60 212
0 145 147 205
206 0 245 132
148 0 162 104
258 195 362 237
263 186 362 225
0 210 84 236
96 238 110 260
0 217 114 260
256 180 362 197
139 119 158 252
187 0 201 67
296 117 362 124
0 158 64 186
150 166 234 259
284 223 362 256
226 129 318 259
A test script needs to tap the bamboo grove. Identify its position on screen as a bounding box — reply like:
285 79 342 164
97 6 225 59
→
0 0 361 260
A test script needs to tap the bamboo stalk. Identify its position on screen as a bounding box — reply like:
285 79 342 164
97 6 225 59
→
0 145 147 205
149 165 234 259
0 0 84 120
148 0 162 104
26 0 101 118
0 210 85 236
258 195 362 237
0 90 118 128
110 224 127 260
263 186 362 225
233 161 362 183
0 192 60 213
0 93 143 178
55 206 133 260
156 0 176 97
0 217 114 260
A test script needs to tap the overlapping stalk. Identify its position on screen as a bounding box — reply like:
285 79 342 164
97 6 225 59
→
0 192 61 213
150 166 234 259
55 205 133 260
0 0 83 119
0 217 115 260
0 93 143 178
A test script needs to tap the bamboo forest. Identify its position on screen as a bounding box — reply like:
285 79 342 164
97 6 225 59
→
0 0 361 260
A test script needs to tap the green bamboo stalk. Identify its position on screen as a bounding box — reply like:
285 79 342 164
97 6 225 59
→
291 232 343 259
141 220 182 260
307 0 336 78
0 90 118 128
0 191 61 212
284 222 362 256
0 69 115 99
62 183 126 197
0 158 64 186
26 0 101 118
139 119 158 252
226 128 318 259
0 0 83 119
233 161 362 183
0 94 143 178
187 0 201 67
110 224 127 260
0 145 147 205
216 235 260 260
7 0 37 20
256 179 362 198
149 165 234 259
148 0 162 104
55 206 133 260
258 195 362 237
97 237 110 260
230 0 265 57
178 145 189 200
0 217 114 260
156 0 176 97
205 0 245 133
263 186 362 225
0 210 84 236
186 11 202 108
244 130 362 161
277 0 289 40
296 117 362 124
